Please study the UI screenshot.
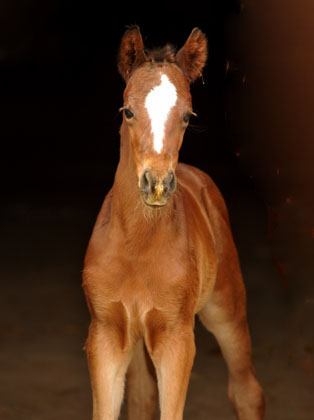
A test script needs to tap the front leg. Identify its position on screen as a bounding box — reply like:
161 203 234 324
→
145 309 196 420
157 333 195 420
85 303 133 420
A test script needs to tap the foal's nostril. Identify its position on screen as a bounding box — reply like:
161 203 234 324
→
140 168 176 202
140 169 155 194
163 170 176 196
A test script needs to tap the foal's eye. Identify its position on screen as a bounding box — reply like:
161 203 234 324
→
183 113 192 124
124 108 134 119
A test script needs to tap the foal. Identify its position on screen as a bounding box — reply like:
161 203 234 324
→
83 27 265 420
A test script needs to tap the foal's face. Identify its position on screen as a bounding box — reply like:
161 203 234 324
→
118 26 207 208
122 64 193 207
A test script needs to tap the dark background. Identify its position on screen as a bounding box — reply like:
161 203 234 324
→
1 0 314 419
1 0 242 196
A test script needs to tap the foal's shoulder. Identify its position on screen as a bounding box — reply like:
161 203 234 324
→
176 163 230 224
176 162 217 191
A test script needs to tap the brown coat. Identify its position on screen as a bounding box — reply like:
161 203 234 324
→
83 26 265 420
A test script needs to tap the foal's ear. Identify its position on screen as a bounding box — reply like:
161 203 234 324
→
176 28 208 84
118 26 146 82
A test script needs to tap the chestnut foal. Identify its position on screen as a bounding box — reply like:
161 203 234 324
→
83 27 265 420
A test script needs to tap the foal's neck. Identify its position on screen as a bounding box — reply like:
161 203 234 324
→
111 125 176 237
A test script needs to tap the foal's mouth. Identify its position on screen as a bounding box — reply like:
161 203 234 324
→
140 193 169 209
144 202 168 209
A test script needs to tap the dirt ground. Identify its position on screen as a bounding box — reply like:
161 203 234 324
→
1 173 313 420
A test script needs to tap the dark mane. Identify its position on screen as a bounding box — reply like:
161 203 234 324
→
144 44 177 64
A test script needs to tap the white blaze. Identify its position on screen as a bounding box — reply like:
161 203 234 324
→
145 74 177 153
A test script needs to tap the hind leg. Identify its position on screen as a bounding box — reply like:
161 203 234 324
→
199 280 265 419
127 339 158 420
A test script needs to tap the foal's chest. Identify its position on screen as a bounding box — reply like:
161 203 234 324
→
85 234 199 324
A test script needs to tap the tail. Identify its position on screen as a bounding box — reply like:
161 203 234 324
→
126 339 158 420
